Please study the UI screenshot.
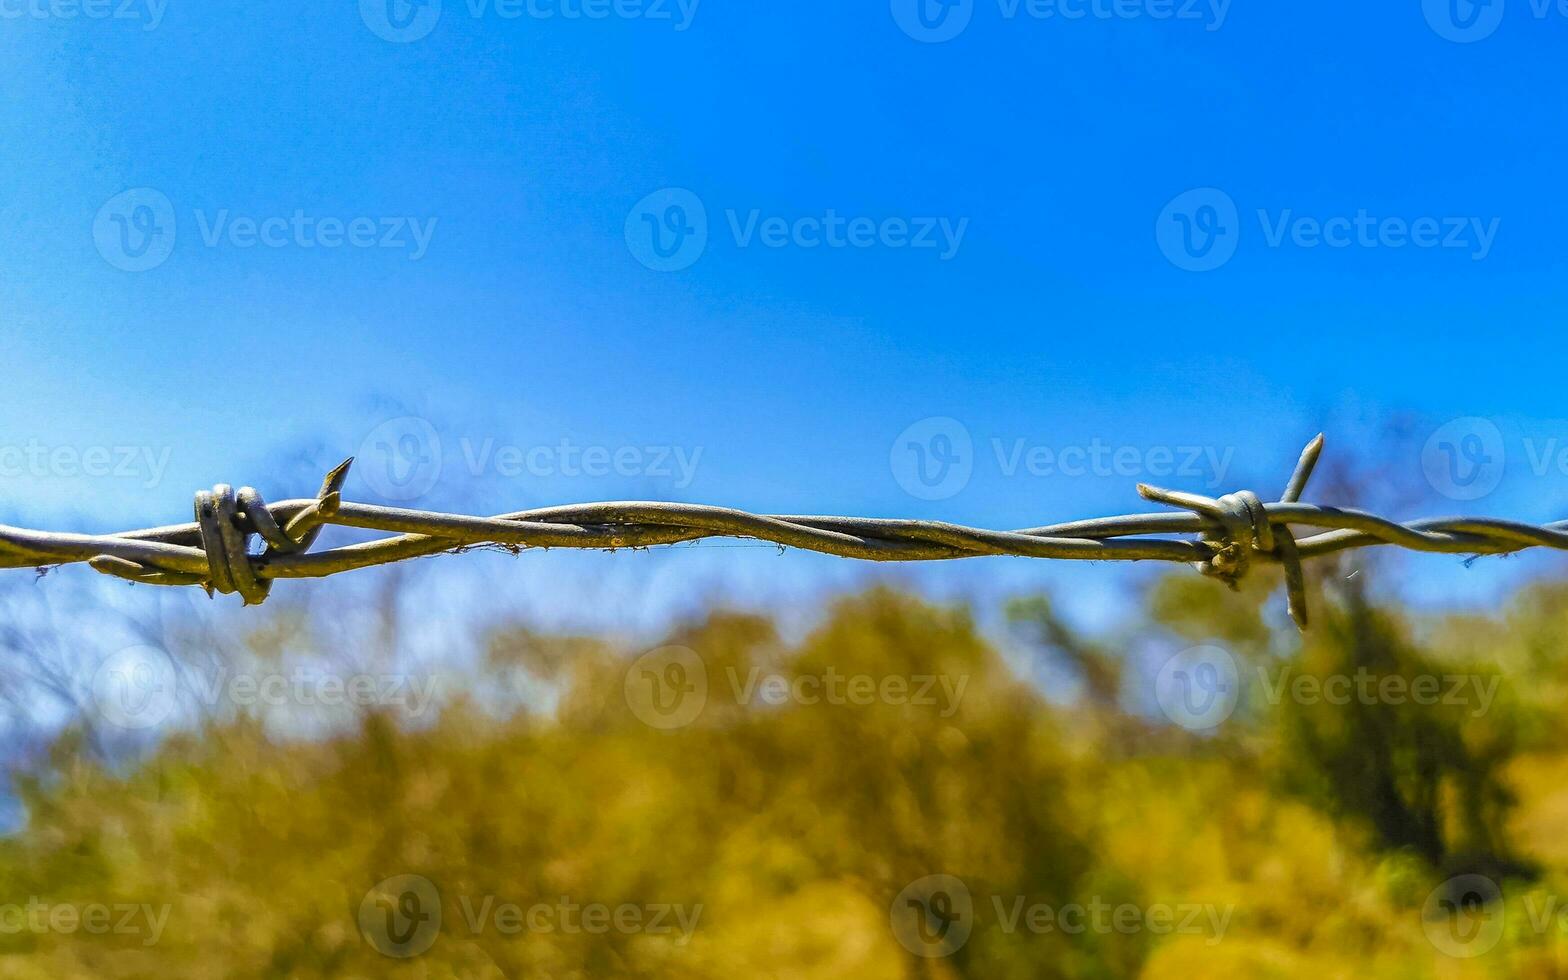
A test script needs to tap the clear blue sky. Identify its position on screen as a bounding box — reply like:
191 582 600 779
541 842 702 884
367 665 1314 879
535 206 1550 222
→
2 1 1565 626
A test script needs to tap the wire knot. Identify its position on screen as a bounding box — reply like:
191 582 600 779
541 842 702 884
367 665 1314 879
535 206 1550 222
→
1197 489 1273 585
87 460 353 606
1137 435 1324 630
193 484 283 605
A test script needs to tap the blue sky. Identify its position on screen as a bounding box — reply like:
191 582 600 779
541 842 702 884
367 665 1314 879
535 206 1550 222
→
1 0 1565 628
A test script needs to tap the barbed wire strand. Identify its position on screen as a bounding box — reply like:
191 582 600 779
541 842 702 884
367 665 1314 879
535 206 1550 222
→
0 434 1556 629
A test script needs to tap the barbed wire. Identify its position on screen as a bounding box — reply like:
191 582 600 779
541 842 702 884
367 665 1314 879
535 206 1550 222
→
0 435 1558 629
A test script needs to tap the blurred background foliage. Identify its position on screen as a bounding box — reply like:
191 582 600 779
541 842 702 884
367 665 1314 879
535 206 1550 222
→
2 558 1568 977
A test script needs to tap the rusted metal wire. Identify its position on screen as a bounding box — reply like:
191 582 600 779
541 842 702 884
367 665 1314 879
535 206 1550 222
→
0 435 1553 629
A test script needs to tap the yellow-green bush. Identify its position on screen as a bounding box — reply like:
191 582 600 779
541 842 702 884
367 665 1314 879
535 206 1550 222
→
1 579 1565 978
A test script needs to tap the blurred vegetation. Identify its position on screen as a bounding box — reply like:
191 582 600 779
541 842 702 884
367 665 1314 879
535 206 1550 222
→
3 564 1568 977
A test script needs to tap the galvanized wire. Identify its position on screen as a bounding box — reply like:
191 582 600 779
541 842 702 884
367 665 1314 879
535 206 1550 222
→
0 435 1554 629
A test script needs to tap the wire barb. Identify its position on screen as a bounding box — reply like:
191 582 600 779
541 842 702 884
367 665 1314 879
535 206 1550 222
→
1138 434 1324 629
0 435 1551 630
